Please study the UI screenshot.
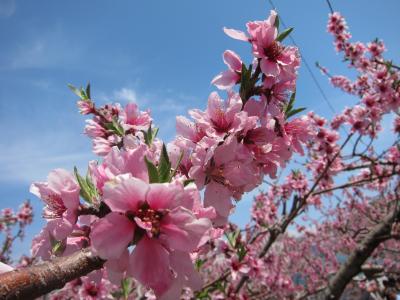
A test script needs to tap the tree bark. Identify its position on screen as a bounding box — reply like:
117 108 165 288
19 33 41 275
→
323 212 395 300
0 248 104 300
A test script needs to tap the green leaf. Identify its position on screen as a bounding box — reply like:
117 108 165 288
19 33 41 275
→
276 27 293 42
170 151 184 179
68 84 83 98
145 157 159 183
50 235 66 256
85 82 91 99
274 15 280 29
237 243 247 261
142 124 159 146
195 258 205 271
104 118 125 136
225 230 240 248
286 90 296 113
286 107 306 119
112 118 125 136
121 278 133 299
74 167 92 203
158 144 172 183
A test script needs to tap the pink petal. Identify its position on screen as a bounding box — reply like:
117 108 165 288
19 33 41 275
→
123 144 149 183
48 169 80 210
105 249 129 284
146 183 179 210
260 58 280 77
211 70 239 90
128 237 173 296
204 182 233 225
160 207 211 252
223 50 242 72
160 251 202 299
224 161 256 187
103 175 148 213
47 217 74 241
243 98 264 118
90 212 134 260
223 27 249 41
213 136 237 165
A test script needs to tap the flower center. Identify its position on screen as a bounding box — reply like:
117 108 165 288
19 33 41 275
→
136 203 166 237
43 194 66 219
264 42 282 61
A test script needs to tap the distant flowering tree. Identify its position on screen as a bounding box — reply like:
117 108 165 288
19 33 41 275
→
0 8 399 300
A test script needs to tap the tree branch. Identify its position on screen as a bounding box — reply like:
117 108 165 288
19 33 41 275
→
0 248 104 300
322 211 396 300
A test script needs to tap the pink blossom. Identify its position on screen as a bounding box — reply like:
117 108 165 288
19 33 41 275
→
30 169 80 240
77 100 94 115
211 50 242 90
92 137 113 156
84 119 106 138
90 175 211 297
120 102 152 131
189 92 246 137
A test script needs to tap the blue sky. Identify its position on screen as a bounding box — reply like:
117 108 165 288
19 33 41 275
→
0 0 399 258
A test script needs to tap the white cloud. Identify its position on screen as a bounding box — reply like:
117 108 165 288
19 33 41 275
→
0 128 94 184
0 0 16 18
113 87 138 104
2 27 85 71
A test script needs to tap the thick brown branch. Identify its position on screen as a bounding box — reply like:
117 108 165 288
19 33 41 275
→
0 248 104 300
322 211 395 300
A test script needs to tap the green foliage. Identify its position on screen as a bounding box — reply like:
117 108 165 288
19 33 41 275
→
68 83 91 101
284 91 306 119
144 144 184 184
142 123 159 146
74 167 99 204
276 27 293 42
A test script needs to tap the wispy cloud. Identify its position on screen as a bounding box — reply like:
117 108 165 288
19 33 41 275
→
1 26 85 71
0 129 93 183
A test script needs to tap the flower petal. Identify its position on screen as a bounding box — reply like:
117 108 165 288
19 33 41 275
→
103 175 148 213
211 70 239 90
223 50 242 72
128 237 173 296
260 58 280 77
90 212 134 260
160 207 211 252
146 183 179 210
223 27 249 41
204 182 233 225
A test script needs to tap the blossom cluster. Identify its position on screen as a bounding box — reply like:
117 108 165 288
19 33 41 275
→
321 12 400 137
24 10 314 299
0 201 33 264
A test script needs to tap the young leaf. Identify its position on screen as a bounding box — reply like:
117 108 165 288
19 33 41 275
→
237 243 247 262
195 258 205 271
111 118 125 136
286 90 296 113
74 167 92 203
68 84 83 98
85 82 91 99
121 278 133 299
145 157 159 183
158 144 172 183
274 15 280 29
276 27 293 42
170 150 184 180
286 107 306 119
